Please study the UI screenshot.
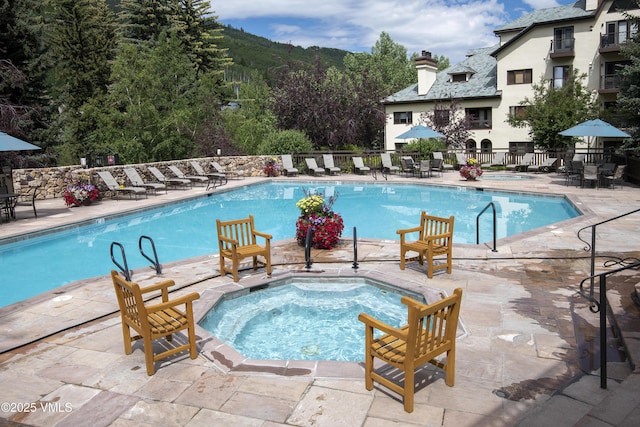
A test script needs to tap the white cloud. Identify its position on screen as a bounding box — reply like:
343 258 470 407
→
212 0 567 63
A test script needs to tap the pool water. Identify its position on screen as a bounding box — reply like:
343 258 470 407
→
198 279 421 361
0 181 580 307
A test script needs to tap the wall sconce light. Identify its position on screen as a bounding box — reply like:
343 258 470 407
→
216 148 222 156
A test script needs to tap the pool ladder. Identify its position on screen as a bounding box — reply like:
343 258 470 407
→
110 235 162 281
476 202 498 252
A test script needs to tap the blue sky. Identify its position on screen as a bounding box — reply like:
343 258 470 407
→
213 0 575 64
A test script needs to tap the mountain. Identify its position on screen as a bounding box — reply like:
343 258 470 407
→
218 25 349 83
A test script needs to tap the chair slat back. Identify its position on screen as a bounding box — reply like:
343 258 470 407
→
97 171 119 188
111 271 146 329
419 213 454 245
124 168 143 186
403 289 462 361
352 157 365 168
282 155 294 169
190 161 206 175
323 154 335 168
217 215 257 250
168 165 187 178
148 167 166 181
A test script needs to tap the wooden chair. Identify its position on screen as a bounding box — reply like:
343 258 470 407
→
397 212 454 278
110 270 200 375
358 288 463 413
216 214 272 282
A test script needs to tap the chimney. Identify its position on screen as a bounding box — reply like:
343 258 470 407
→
584 0 600 11
415 51 438 96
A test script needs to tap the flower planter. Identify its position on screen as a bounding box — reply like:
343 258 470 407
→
294 189 344 250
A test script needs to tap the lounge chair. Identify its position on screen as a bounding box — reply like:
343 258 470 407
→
454 153 467 170
168 165 208 186
322 154 341 175
506 152 534 171
305 158 325 176
380 153 400 174
481 151 506 168
110 270 200 375
148 166 191 189
397 212 454 278
528 157 557 173
211 161 243 180
124 167 166 195
281 155 299 176
352 156 370 174
189 161 227 190
358 288 463 413
418 160 432 178
216 214 272 282
430 158 444 176
96 171 147 199
433 152 453 171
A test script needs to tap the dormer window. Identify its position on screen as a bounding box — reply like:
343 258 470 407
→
451 73 468 83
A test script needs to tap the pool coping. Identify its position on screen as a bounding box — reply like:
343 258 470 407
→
192 268 468 379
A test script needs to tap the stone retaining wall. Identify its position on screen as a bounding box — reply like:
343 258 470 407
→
9 156 277 200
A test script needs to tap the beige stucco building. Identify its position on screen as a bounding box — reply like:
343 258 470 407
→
383 0 638 155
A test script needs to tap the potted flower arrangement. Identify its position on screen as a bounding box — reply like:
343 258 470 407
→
459 158 483 181
263 157 280 177
63 176 100 207
295 189 344 249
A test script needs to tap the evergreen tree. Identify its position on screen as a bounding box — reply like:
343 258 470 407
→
44 0 117 163
117 0 174 44
617 3 640 152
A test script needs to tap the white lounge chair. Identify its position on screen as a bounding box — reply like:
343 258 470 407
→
433 152 453 171
97 171 147 199
322 154 341 175
124 167 166 194
305 158 325 176
281 155 299 176
506 152 534 171
352 156 370 174
168 165 208 186
381 153 400 174
148 166 191 189
482 152 506 168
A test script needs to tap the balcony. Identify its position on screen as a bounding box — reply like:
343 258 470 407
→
550 37 575 59
467 119 492 130
599 73 621 94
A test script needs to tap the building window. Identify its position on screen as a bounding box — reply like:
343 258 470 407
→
480 140 492 153
553 65 571 88
451 73 467 82
554 26 574 52
507 69 532 85
603 20 638 46
393 111 412 124
509 106 527 118
434 109 450 126
465 139 477 154
466 108 492 129
509 142 534 155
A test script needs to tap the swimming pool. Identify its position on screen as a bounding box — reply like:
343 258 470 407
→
0 181 580 307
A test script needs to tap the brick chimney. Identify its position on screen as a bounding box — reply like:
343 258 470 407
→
416 51 438 96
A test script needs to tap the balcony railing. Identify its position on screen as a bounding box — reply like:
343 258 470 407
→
467 119 492 129
599 73 622 93
550 37 575 58
600 31 632 51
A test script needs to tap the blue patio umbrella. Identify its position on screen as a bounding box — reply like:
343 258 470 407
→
0 131 41 151
559 119 631 138
396 124 445 140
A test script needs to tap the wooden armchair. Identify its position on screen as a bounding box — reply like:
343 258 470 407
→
216 214 272 282
358 288 463 413
397 212 454 278
110 270 200 375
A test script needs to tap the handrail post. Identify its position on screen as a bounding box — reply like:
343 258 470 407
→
305 227 313 270
139 235 162 275
110 241 131 281
476 202 498 252
352 226 359 269
599 274 607 389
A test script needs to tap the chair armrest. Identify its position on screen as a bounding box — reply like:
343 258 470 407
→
358 313 408 340
218 235 238 246
396 226 421 236
146 292 200 313
139 279 176 294
253 230 272 240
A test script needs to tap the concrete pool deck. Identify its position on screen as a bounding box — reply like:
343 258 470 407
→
1 170 639 426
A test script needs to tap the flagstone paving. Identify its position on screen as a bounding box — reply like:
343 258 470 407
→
1 169 639 426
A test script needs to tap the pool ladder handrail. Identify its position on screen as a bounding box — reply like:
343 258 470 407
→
305 227 313 269
476 202 498 252
110 235 162 281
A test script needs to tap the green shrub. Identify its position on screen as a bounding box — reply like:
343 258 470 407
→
257 129 314 155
